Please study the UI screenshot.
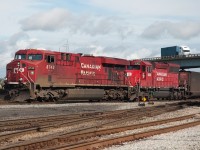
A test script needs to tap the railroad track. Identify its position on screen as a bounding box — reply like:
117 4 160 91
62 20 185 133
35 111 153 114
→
0 105 178 142
0 111 105 132
0 102 182 133
2 111 199 150
47 113 200 150
1 101 195 150
55 115 200 150
0 106 156 132
0 98 198 105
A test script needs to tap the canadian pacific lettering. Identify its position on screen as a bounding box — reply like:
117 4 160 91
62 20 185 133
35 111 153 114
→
80 63 101 76
81 63 101 71
81 70 95 76
157 72 167 76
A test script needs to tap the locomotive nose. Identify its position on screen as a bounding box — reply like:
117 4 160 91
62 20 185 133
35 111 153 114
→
6 60 26 83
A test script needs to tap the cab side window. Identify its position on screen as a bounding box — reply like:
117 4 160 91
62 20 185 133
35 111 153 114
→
66 54 71 61
46 55 54 63
142 66 146 72
75 56 79 62
61 53 65 60
147 66 152 73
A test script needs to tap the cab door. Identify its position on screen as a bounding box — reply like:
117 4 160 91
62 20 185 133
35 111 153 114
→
45 55 56 85
146 66 153 87
141 65 146 80
140 65 153 87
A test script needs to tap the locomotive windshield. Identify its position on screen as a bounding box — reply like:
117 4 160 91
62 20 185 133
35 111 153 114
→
127 65 140 70
28 54 42 60
15 54 26 60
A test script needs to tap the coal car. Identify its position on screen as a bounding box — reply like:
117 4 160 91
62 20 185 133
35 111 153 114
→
179 71 200 98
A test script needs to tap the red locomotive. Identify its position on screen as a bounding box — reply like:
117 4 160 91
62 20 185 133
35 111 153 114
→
5 49 129 101
4 49 198 102
125 60 183 101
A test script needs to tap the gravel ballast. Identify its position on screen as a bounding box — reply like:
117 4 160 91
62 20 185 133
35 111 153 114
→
0 101 199 149
0 101 176 120
105 125 200 150
104 106 200 150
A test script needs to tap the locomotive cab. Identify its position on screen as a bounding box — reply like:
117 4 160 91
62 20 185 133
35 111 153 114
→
125 60 153 87
125 60 153 101
5 49 44 101
6 50 43 84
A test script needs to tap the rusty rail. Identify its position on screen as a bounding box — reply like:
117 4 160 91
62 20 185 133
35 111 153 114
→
0 106 153 140
0 108 136 132
0 103 177 133
61 120 200 150
0 104 185 149
0 106 171 142
48 113 197 146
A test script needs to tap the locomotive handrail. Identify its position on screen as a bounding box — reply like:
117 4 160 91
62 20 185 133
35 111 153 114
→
27 71 34 83
21 72 31 85
76 73 125 86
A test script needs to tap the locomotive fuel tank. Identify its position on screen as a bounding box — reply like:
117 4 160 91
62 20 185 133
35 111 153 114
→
153 91 172 99
63 89 105 100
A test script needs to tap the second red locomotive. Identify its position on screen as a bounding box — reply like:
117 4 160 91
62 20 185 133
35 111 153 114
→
4 49 199 102
125 60 182 101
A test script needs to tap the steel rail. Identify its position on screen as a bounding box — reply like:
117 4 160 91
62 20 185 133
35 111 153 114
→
0 103 174 133
0 108 140 132
43 113 196 150
0 106 156 141
0 104 184 149
1 104 157 126
54 119 200 150
0 106 164 142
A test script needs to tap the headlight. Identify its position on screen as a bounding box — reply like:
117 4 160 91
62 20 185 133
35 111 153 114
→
30 71 34 75
126 72 132 77
19 78 23 81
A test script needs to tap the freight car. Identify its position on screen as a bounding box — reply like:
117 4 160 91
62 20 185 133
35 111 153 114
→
179 71 200 98
5 48 193 102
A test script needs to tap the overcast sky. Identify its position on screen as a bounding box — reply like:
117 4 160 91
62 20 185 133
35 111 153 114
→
0 0 200 77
